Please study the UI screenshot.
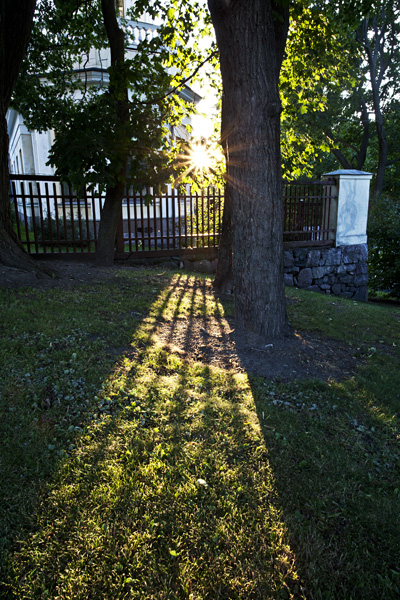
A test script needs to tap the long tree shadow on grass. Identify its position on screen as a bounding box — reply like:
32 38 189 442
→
1 274 307 600
2 273 400 600
2 360 305 599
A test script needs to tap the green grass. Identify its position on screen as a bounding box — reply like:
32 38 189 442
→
0 272 399 599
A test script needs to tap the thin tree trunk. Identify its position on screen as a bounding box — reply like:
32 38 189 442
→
0 0 41 271
208 0 289 340
0 113 37 269
96 182 125 266
360 16 390 196
96 0 129 266
330 146 352 170
357 97 370 170
374 110 388 196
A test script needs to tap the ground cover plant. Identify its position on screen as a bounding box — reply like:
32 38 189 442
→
0 265 399 599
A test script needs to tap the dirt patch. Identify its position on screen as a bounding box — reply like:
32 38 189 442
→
152 314 361 381
0 260 363 381
0 259 137 290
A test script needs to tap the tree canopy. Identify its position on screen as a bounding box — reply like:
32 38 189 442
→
12 0 216 263
14 0 215 191
281 0 400 196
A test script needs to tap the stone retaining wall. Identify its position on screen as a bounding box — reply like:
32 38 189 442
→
284 243 368 301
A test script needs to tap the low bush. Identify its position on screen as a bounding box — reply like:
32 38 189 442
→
368 194 400 296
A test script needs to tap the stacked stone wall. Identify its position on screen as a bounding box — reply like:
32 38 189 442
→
284 243 368 301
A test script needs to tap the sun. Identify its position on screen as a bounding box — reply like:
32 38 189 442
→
187 142 214 172
175 140 222 185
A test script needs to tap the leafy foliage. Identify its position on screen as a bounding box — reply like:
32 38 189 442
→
280 0 400 191
12 0 216 192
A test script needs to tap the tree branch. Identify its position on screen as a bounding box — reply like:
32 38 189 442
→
139 49 218 106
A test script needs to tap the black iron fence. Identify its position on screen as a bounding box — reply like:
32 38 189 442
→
9 174 336 257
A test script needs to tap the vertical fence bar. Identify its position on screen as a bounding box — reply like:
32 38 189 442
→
67 184 77 253
159 190 164 250
76 195 84 252
178 189 182 250
171 188 175 249
91 187 98 249
126 191 132 252
152 188 158 250
212 188 216 247
165 189 170 250
219 188 223 242
315 187 321 241
207 188 211 247
188 186 193 247
139 190 145 250
59 183 68 253
194 190 198 248
11 181 22 244
115 211 124 253
37 182 46 253
286 184 291 240
44 183 54 253
20 182 32 253
52 183 60 252
201 189 205 248
307 184 311 240
183 188 188 249
146 188 151 251
28 182 39 253
82 188 91 252
133 192 139 251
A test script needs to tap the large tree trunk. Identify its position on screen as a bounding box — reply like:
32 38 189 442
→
214 92 233 293
208 0 289 339
213 183 233 293
96 0 129 266
0 0 41 271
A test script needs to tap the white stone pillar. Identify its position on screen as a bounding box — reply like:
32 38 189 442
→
322 170 373 246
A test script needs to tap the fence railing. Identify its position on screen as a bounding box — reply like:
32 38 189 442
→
9 174 336 257
283 180 336 246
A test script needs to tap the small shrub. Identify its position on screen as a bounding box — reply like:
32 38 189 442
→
36 215 95 246
368 195 400 296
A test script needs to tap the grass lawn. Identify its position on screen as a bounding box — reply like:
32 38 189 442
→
0 268 399 599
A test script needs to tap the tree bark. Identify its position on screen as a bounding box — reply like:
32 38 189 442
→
357 97 370 170
360 16 390 196
214 92 233 293
208 0 289 339
96 181 125 266
96 0 129 266
0 0 41 271
213 182 233 293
